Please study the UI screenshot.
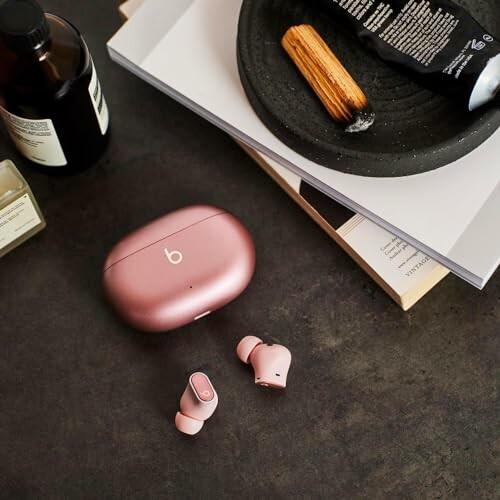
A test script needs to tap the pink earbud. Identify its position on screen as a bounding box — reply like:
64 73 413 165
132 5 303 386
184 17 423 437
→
236 336 292 389
175 372 218 435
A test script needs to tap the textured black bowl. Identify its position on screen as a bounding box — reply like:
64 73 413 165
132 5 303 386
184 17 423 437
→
237 0 500 177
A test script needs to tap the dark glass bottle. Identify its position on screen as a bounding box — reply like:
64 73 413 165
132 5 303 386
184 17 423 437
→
0 0 109 173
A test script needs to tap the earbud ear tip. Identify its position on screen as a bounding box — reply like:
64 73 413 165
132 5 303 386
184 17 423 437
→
175 412 204 435
236 335 263 363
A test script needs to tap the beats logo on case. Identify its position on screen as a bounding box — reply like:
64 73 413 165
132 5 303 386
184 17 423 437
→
164 247 183 265
237 336 292 389
175 372 218 435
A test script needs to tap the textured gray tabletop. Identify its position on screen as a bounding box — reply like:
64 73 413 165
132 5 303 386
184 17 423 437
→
0 1 499 498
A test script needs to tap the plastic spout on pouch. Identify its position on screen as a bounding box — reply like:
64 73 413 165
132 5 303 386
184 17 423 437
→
469 53 500 110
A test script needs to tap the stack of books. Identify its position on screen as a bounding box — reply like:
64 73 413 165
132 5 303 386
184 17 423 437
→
113 0 500 309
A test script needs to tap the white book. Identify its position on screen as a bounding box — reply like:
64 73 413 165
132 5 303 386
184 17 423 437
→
108 0 500 289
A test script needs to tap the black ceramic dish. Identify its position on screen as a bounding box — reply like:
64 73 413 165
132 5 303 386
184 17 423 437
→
237 0 500 177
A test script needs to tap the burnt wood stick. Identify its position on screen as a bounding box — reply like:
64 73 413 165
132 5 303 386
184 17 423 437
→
282 24 375 133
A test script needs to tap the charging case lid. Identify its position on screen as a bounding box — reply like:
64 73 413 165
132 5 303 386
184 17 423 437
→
104 205 226 271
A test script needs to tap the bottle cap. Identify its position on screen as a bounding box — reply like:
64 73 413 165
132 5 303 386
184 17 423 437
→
0 0 50 53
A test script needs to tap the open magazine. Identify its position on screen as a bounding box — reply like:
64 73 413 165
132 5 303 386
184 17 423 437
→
108 0 500 289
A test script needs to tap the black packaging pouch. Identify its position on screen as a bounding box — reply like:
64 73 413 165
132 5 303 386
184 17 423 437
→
316 0 500 109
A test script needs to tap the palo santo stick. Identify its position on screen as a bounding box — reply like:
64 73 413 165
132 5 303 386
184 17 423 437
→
282 24 375 133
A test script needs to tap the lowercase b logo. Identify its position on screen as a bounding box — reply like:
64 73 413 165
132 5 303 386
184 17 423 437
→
164 248 183 265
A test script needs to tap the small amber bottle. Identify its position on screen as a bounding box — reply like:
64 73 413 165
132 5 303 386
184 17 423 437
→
0 159 45 257
0 0 109 173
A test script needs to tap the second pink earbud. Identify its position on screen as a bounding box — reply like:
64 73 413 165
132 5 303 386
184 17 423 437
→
175 372 218 435
236 336 292 389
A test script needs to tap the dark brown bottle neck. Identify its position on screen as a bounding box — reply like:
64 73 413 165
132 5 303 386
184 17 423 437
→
1 14 86 101
0 40 64 97
32 40 64 84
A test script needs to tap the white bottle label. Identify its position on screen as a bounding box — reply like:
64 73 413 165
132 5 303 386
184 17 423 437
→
0 107 67 167
88 61 109 135
0 194 42 251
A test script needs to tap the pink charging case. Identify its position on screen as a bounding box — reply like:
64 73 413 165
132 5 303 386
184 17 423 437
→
103 205 256 332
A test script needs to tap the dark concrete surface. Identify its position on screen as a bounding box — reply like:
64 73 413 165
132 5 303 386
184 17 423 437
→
0 1 498 498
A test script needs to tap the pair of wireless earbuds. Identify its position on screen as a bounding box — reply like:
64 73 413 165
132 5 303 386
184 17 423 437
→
175 336 293 435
